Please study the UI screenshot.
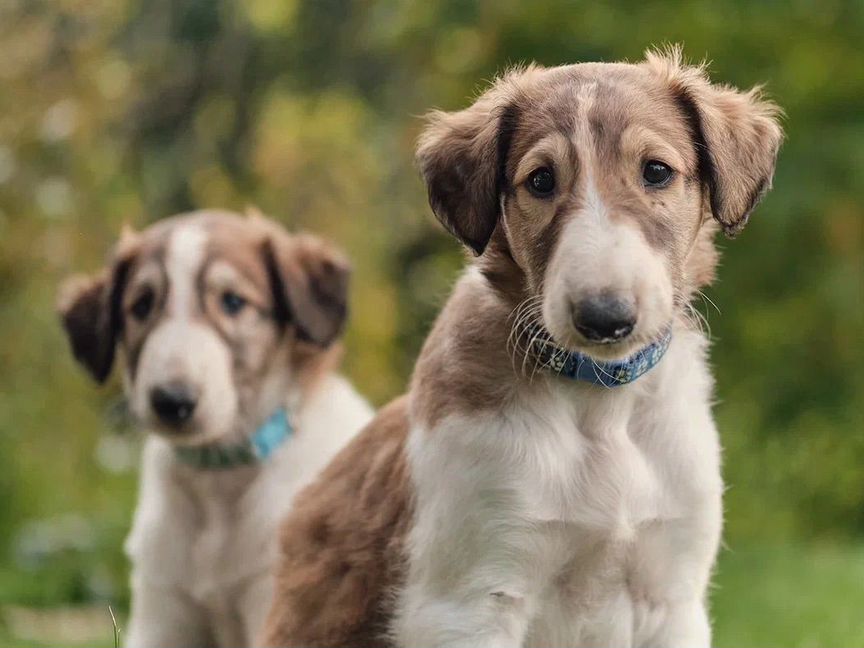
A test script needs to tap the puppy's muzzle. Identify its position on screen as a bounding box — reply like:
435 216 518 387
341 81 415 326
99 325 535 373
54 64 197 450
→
149 381 199 429
573 293 637 344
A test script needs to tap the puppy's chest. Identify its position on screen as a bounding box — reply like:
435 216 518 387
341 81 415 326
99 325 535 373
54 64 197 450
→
191 498 241 588
513 401 679 534
183 475 280 602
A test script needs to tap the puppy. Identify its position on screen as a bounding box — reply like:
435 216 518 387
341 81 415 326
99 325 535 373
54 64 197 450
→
262 49 782 648
58 210 374 647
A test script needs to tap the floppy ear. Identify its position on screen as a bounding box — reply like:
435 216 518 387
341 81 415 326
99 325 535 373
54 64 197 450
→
57 229 140 383
263 232 351 347
648 49 784 236
57 258 136 384
58 272 114 383
416 73 526 255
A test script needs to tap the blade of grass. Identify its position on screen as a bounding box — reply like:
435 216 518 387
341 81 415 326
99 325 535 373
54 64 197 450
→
108 605 120 648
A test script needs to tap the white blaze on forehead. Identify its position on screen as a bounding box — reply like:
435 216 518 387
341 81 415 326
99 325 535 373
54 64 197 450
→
131 220 239 442
165 223 207 318
574 81 598 151
582 168 608 226
575 82 597 125
573 81 607 225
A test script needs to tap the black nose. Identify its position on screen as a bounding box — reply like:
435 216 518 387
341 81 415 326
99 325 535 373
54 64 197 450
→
573 294 637 343
149 382 198 427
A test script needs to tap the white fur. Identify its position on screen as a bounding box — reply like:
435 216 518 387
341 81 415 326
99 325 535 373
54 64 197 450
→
395 279 721 647
124 374 373 647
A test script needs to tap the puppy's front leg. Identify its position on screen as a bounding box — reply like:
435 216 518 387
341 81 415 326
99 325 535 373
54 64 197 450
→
237 572 275 647
395 576 537 648
124 579 210 648
393 509 546 648
394 422 558 648
634 489 720 648
643 599 710 648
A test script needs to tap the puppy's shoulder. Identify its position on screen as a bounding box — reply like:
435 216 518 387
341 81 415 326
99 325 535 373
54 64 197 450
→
263 396 412 647
411 267 521 428
300 372 374 434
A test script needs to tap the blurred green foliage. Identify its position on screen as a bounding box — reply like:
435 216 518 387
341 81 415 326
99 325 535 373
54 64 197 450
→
0 0 862 644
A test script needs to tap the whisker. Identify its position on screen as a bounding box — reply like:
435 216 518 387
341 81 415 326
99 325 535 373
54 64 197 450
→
697 290 722 316
685 300 712 340
506 296 543 377
524 323 550 382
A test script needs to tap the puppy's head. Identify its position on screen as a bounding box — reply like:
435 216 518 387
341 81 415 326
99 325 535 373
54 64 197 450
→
417 48 783 359
58 210 350 445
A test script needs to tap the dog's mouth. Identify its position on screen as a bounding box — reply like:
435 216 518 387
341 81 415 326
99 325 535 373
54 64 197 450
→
529 319 671 364
137 409 201 441
131 400 220 446
148 422 240 449
560 335 646 362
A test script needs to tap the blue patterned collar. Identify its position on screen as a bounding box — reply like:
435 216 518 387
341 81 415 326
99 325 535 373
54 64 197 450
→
174 408 293 470
528 327 673 387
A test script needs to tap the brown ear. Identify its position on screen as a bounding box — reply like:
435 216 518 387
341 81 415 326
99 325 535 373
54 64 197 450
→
648 49 784 236
57 268 130 383
57 231 139 383
263 232 351 347
416 71 528 255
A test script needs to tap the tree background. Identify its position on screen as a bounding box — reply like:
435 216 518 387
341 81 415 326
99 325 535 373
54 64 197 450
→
0 0 862 645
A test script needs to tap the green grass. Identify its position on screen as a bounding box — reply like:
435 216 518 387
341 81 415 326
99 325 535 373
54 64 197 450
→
0 542 862 647
712 543 864 647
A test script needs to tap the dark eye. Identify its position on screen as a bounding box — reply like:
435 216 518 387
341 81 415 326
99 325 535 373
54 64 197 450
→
642 160 674 187
130 289 154 322
527 167 556 197
221 291 247 316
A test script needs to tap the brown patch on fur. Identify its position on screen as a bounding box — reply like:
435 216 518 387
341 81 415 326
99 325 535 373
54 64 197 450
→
261 396 413 648
410 269 529 428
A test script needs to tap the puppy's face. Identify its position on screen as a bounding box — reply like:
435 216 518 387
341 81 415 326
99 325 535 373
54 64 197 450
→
59 211 349 445
418 49 782 359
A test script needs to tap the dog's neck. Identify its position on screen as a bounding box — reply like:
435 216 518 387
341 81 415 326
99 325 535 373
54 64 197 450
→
524 323 673 388
173 408 293 471
169 343 343 473
410 257 689 428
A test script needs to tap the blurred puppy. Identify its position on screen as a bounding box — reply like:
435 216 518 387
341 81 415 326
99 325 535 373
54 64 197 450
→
58 209 373 647
262 49 782 648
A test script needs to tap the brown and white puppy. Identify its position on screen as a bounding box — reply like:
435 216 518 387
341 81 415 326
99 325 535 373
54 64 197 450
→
58 210 373 647
262 49 782 648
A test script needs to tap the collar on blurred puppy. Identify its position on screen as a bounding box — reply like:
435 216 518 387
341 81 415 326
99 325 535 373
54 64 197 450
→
173 408 293 470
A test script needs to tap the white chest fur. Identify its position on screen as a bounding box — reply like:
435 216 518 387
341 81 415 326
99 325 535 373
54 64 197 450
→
398 329 723 648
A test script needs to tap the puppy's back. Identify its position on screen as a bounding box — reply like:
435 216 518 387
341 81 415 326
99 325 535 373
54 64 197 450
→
262 396 412 647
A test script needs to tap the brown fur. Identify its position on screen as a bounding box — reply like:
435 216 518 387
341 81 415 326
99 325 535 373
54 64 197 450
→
261 397 413 648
